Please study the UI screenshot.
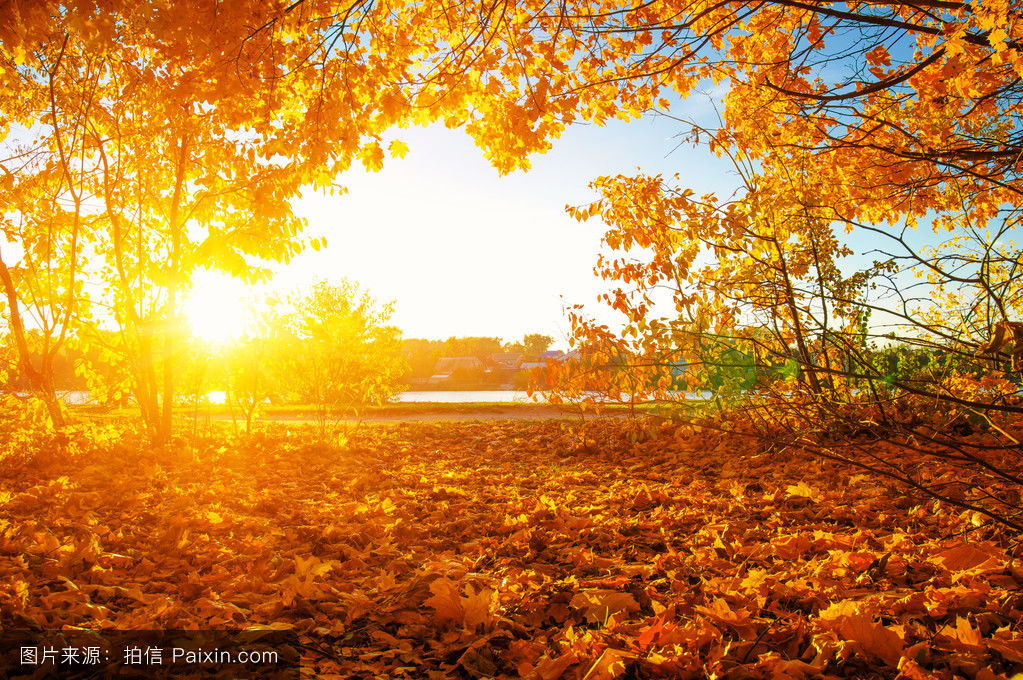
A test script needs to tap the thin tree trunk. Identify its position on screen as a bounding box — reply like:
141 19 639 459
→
159 128 189 443
0 254 65 428
771 235 823 395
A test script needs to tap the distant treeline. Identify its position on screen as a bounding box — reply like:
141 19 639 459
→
401 334 554 383
1 330 556 394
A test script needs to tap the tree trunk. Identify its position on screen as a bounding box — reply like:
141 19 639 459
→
159 128 190 444
0 255 65 428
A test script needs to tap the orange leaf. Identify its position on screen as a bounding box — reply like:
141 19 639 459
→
570 589 640 623
955 616 982 647
462 586 496 630
533 651 579 680
936 543 1002 574
423 577 463 623
836 613 904 667
581 648 629 680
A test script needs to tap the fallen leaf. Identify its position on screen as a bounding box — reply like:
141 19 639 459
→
570 590 640 623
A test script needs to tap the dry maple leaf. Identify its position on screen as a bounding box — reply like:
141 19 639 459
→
462 585 497 630
570 589 640 624
834 613 905 667
531 650 579 680
423 577 463 624
581 648 630 680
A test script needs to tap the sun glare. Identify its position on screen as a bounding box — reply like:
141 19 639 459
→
183 271 256 346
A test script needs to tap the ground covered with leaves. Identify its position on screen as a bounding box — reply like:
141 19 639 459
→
1 419 1022 679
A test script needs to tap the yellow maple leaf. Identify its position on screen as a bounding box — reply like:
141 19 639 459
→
360 142 384 171
388 139 409 158
785 481 819 501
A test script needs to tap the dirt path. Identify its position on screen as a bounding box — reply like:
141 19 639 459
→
186 404 624 425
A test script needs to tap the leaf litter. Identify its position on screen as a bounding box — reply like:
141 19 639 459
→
1 419 1021 679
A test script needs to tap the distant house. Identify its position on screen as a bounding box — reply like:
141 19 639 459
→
487 353 524 388
489 352 524 369
428 357 490 386
519 350 574 370
425 351 574 389
518 361 548 372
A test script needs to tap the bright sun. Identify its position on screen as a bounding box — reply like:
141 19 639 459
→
183 271 256 346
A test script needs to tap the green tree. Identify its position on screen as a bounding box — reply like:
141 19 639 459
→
442 336 504 359
401 338 445 382
287 280 405 433
507 333 554 356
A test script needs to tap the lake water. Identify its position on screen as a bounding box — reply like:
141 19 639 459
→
172 390 539 405
44 389 537 405
172 390 543 404
44 389 708 406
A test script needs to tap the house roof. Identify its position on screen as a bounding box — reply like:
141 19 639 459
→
432 356 485 374
519 362 547 370
490 352 524 367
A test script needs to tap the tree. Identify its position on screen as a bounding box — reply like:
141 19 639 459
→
401 338 445 383
0 3 303 436
285 280 405 433
225 301 290 433
0 0 496 440
0 50 92 428
506 333 554 356
442 337 505 359
6 1 1023 445
400 0 1023 410
387 0 1023 530
559 136 1023 530
226 337 273 433
411 1 1023 213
